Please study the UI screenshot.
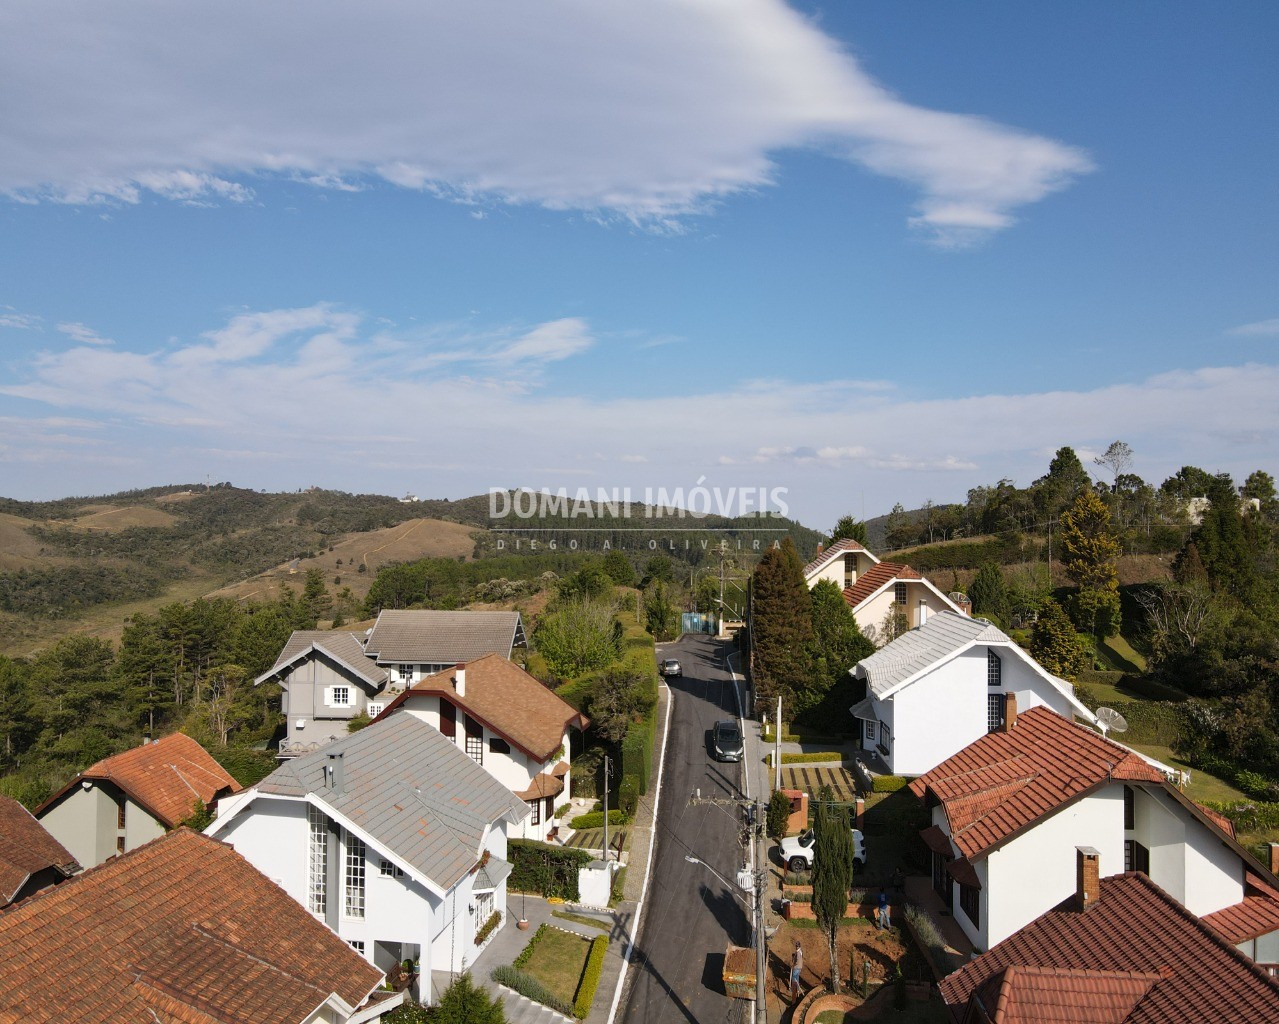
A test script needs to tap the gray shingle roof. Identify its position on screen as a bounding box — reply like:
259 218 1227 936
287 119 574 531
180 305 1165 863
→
364 610 525 665
256 714 525 890
855 611 1007 697
261 630 388 687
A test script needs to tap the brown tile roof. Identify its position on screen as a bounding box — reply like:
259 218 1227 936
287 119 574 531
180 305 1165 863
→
801 538 871 578
910 707 1165 860
968 965 1161 1024
843 560 920 608
365 609 525 665
1196 802 1237 838
1203 874 1279 944
0 828 383 1024
0 795 79 906
381 653 588 761
516 772 566 801
40 733 241 828
941 873 1279 1023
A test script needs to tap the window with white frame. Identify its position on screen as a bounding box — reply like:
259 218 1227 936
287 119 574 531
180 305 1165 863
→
528 799 541 825
307 805 328 915
379 858 404 878
398 664 414 683
366 701 384 718
894 582 908 605
474 890 494 925
987 693 1005 732
987 649 1002 687
864 720 877 741
344 833 366 919
348 940 365 954
327 685 353 708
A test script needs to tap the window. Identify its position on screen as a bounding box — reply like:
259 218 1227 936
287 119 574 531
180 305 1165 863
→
439 698 456 738
528 799 541 826
490 737 511 755
328 685 352 708
465 714 484 764
116 836 126 854
348 940 365 954
987 650 1002 687
380 858 404 878
864 720 877 741
398 664 414 683
116 796 127 830
307 805 328 915
987 693 1005 732
894 582 908 605
474 890 494 926
366 701 384 718
1124 786 1135 830
344 833 366 919
1125 839 1150 874
959 883 980 927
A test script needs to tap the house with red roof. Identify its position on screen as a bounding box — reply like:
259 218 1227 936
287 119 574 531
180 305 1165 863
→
803 538 964 641
939 860 1279 1022
911 705 1279 961
35 732 240 867
0 794 79 907
375 653 588 840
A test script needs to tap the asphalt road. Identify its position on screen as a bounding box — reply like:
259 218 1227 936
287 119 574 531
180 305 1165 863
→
621 634 754 1024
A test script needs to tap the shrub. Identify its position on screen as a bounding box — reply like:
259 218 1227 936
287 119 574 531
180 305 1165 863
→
490 964 574 1018
508 840 591 900
474 909 501 945
555 801 572 820
872 775 910 793
513 923 547 969
765 751 845 766
569 809 631 830
573 935 609 1018
618 775 640 817
767 789 792 839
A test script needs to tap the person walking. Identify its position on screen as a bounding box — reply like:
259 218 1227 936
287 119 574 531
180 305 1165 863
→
790 939 804 1001
877 887 891 930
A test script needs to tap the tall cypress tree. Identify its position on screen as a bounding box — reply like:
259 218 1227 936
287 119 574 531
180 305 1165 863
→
751 538 814 712
811 785 854 994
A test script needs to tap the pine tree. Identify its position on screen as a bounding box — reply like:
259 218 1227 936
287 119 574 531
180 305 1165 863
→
811 786 854 994
429 973 505 1024
1059 489 1121 637
1028 600 1089 679
967 562 1009 624
802 580 874 722
1189 473 1256 598
830 515 867 545
751 538 814 710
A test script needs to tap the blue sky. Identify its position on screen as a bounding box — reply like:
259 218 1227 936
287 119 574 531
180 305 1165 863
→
1 1 1276 531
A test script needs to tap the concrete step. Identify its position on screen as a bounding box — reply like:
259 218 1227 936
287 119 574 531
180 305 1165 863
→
494 985 573 1024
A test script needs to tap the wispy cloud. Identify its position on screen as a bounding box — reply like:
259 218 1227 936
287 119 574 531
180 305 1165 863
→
3 305 1277 522
1229 317 1279 338
0 1 1091 241
0 308 41 330
57 322 114 346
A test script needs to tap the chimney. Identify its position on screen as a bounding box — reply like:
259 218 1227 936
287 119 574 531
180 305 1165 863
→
1001 692 1018 732
1269 843 1279 876
454 665 466 698
1076 846 1101 911
324 752 345 796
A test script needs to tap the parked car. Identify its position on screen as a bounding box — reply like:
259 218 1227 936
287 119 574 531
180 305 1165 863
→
779 827 866 872
660 658 682 677
711 720 744 762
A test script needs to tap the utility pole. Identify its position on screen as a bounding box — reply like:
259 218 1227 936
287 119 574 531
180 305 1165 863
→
602 755 611 864
753 797 766 1024
774 695 782 793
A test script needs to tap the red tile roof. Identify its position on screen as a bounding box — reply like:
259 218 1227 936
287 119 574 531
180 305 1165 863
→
1196 802 1237 838
380 652 587 761
516 772 566 801
39 733 241 828
941 873 1279 1023
0 829 383 1023
801 538 870 578
0 795 79 906
843 561 921 609
1203 874 1279 944
910 707 1165 860
968 965 1160 1024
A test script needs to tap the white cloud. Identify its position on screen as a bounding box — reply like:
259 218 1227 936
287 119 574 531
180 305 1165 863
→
495 319 594 363
1229 317 1279 338
0 1 1090 240
0 310 41 330
57 322 114 346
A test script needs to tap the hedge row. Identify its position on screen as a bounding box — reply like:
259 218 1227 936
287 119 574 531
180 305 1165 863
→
509 840 592 900
569 809 631 830
872 775 910 793
490 964 574 1018
765 751 844 766
573 935 609 1018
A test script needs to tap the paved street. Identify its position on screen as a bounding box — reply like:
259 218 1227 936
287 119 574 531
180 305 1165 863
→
620 634 754 1024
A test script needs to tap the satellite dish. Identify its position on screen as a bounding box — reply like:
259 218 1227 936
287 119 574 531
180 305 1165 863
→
1096 706 1128 737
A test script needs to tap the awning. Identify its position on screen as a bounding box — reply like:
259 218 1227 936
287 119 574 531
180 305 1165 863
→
849 697 876 721
947 857 982 890
920 825 955 857
473 857 513 893
516 772 565 801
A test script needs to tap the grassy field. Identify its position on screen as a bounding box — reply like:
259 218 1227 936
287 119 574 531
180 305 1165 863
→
1125 742 1247 802
521 927 592 1005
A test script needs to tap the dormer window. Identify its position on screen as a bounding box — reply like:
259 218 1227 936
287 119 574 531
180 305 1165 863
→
987 650 1001 688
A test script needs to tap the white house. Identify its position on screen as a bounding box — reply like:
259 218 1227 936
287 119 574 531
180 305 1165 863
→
208 713 527 1004
802 539 964 640
848 611 1095 777
36 732 241 867
910 705 1279 960
257 609 526 757
376 653 589 841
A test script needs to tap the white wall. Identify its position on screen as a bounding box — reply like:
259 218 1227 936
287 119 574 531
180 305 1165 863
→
1135 787 1243 916
978 787 1125 950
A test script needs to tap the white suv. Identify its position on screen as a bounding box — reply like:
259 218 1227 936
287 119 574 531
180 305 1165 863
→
779 827 866 873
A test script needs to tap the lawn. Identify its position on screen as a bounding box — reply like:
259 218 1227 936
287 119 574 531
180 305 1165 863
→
1125 743 1247 803
521 927 593 1006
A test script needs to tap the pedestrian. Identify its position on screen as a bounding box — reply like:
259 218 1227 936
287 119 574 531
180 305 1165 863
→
891 865 904 894
790 939 803 1001
877 886 891 930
